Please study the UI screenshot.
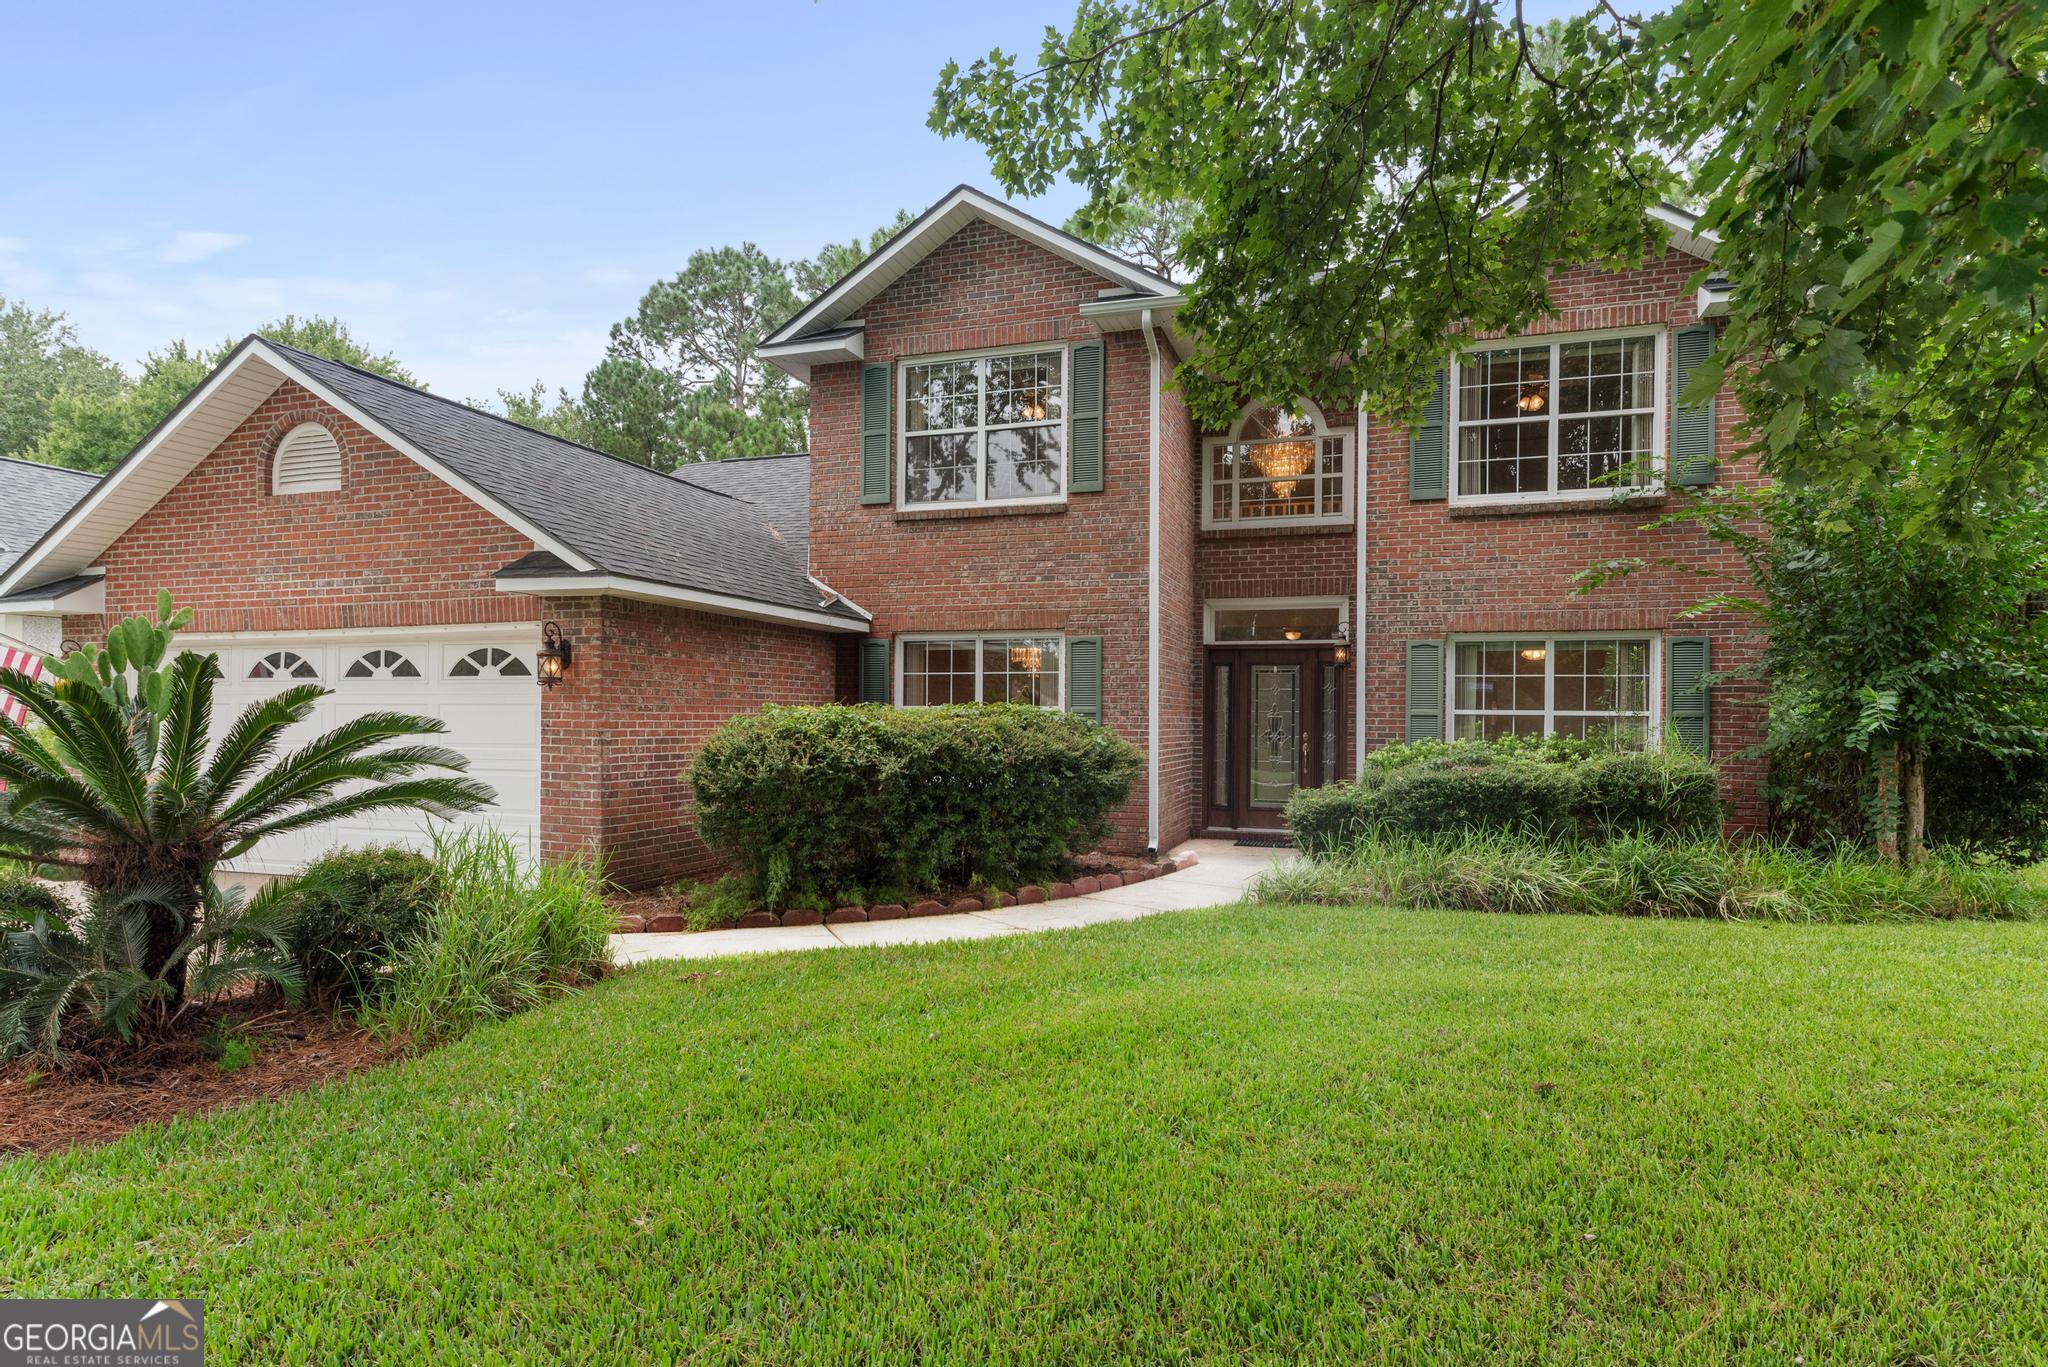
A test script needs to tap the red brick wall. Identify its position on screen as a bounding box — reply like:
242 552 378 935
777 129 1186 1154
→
808 219 1180 853
1184 248 1767 828
538 594 839 889
79 382 539 634
1364 248 1764 825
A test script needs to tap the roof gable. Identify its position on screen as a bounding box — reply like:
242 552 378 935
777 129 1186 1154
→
762 185 1180 350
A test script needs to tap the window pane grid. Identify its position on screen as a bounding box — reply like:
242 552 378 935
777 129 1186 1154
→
901 636 1062 710
1450 637 1652 748
1204 404 1348 527
904 350 1064 508
1455 334 1659 498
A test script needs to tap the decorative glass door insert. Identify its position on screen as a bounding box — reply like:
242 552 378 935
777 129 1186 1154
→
1249 664 1302 808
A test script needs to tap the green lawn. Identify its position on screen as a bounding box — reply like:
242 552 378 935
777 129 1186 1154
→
7 905 2048 1364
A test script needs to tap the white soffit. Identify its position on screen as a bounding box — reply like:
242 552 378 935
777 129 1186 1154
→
0 348 287 596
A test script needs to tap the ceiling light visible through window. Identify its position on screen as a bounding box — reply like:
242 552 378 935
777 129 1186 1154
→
1009 644 1044 673
1520 646 1547 663
1517 387 1548 413
1248 439 1315 498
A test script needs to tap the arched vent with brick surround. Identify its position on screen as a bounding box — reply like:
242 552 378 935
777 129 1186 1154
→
272 421 343 494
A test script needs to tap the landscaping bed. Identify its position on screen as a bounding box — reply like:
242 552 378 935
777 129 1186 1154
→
613 850 1195 932
0 1001 388 1157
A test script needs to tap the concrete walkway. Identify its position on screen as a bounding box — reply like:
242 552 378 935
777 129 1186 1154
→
610 838 1291 965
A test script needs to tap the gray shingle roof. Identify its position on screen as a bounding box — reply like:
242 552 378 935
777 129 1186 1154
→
0 458 97 578
267 342 858 623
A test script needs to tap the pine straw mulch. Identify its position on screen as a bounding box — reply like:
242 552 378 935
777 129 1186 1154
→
1 1002 395 1159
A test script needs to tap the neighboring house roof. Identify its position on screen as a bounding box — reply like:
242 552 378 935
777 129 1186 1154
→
0 458 97 578
759 185 1186 382
0 338 867 633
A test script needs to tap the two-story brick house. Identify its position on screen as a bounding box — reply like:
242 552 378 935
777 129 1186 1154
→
0 185 1762 886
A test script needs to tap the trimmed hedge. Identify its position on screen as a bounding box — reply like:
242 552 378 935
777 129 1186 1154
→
1289 741 1724 852
690 704 1143 909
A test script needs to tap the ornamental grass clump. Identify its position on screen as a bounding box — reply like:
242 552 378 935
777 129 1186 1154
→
363 829 611 1048
1255 831 2038 924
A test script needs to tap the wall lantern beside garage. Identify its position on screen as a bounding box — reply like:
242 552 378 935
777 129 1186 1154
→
536 621 572 688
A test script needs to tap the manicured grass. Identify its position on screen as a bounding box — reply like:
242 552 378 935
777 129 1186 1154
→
7 905 2048 1363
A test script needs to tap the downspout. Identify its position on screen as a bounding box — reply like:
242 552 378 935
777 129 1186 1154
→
1142 309 1162 855
1355 402 1369 779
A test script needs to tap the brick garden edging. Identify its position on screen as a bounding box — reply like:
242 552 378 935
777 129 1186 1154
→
612 852 1201 934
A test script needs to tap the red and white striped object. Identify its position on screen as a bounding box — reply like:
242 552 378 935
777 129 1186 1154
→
0 645 47 727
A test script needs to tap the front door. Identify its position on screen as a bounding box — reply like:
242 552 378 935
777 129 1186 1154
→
1205 648 1344 831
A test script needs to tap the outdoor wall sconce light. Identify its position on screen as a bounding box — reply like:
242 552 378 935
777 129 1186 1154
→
1332 623 1352 667
537 621 571 688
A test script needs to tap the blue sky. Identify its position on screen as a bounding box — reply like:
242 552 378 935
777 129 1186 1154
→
1 0 1610 402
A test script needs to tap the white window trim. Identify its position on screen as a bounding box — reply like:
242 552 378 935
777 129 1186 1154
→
1447 325 1667 508
1201 398 1355 531
1445 632 1664 746
897 342 1070 511
1202 596 1351 646
894 632 1068 708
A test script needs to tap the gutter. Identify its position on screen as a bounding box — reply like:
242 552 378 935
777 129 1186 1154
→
1142 308 1162 855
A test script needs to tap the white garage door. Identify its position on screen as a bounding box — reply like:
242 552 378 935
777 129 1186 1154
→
196 631 542 875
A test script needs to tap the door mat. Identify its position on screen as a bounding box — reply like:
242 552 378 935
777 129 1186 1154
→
1233 836 1296 849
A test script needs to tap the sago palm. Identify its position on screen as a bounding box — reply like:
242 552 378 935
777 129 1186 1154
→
0 595 493 1005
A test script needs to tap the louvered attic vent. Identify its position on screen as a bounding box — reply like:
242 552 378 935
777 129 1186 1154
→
272 422 343 494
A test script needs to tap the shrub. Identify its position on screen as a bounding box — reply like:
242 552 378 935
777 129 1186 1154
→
280 847 443 1003
0 871 67 929
1771 743 2048 866
1573 749 1724 838
1255 831 2038 923
1291 741 1725 852
363 829 612 1048
690 704 1143 908
1 882 300 1060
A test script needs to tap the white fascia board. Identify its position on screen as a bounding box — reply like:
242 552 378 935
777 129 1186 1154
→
0 576 105 615
0 345 281 598
1697 281 1732 318
496 572 871 634
757 329 865 384
243 341 596 574
765 186 1178 346
1649 204 1720 262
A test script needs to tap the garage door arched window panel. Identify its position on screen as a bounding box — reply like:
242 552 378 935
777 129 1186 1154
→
344 648 422 680
272 422 344 495
249 649 319 681
450 646 531 679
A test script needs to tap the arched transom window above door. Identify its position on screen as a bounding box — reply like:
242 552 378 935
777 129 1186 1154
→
1202 399 1353 529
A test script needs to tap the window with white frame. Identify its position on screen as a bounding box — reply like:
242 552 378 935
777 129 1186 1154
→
1452 330 1663 502
1203 400 1352 528
901 347 1065 507
1451 637 1654 745
899 635 1063 708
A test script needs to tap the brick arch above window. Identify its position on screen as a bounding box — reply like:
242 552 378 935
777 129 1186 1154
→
263 410 347 496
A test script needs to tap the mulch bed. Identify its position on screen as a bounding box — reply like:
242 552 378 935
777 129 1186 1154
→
0 1004 394 1159
611 849 1191 933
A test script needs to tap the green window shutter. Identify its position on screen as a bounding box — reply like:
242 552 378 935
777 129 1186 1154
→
1405 640 1445 742
857 638 890 704
1408 365 1448 501
1667 635 1711 755
1069 341 1105 493
1067 636 1103 722
1671 325 1717 486
860 363 892 505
